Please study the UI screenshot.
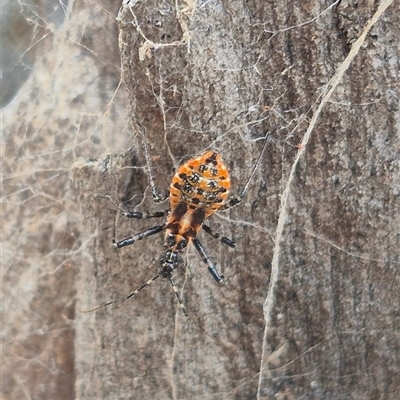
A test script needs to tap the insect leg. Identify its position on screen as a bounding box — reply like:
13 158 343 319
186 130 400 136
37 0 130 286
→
201 223 235 248
120 210 168 219
113 224 165 249
101 195 168 219
192 238 224 282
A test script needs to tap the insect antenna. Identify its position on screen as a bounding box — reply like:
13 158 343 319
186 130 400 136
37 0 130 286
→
81 273 217 343
168 277 217 343
80 274 160 313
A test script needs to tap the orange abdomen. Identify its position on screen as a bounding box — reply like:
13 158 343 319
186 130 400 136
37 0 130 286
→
169 151 231 217
164 151 231 251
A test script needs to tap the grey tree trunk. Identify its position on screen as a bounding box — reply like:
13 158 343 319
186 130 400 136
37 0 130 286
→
3 1 399 399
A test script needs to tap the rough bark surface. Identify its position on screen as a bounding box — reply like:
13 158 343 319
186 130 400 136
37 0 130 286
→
2 1 399 400
2 1 127 399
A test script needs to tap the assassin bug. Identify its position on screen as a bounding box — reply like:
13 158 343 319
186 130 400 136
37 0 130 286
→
83 133 269 316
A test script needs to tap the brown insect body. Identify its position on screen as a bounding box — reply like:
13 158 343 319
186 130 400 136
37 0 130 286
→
84 137 268 314
164 151 231 252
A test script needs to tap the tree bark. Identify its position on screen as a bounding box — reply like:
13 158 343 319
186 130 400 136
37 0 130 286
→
2 1 127 399
3 1 399 399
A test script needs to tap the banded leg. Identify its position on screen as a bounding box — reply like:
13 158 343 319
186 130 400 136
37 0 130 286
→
219 190 245 210
202 223 235 248
192 238 224 283
113 224 165 249
120 210 168 219
103 194 168 220
81 274 160 313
